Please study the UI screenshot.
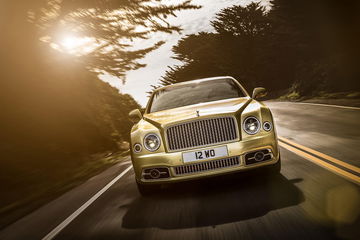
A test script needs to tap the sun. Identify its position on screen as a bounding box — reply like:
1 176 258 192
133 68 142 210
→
60 36 82 49
57 35 94 55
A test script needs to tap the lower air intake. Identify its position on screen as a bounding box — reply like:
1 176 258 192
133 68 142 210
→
174 156 240 176
244 149 272 165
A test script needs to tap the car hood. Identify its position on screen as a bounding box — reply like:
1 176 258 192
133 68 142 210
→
143 97 252 127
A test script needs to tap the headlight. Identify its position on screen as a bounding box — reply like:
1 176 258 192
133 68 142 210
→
243 116 260 135
143 133 161 151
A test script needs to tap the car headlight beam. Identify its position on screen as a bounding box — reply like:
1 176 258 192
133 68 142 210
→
143 133 161 151
243 116 260 135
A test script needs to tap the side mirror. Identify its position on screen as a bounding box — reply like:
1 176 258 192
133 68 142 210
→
129 109 142 123
252 87 267 99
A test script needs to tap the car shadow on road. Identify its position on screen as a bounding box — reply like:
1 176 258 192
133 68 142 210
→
122 171 304 229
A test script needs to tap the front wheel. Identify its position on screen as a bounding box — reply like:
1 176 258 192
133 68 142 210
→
136 181 160 196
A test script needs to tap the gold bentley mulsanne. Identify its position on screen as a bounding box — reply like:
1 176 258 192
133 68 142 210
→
129 76 280 195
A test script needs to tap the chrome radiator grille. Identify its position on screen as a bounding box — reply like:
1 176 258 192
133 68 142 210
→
166 117 238 151
174 156 240 176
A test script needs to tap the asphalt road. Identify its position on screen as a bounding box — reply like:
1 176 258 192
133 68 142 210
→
1 102 359 240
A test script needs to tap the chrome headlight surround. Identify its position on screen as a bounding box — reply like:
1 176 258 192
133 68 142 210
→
143 133 161 152
243 116 261 135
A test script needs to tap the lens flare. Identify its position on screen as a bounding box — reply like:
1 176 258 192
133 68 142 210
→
61 36 81 49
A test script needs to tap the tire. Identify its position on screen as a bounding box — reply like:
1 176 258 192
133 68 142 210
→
136 181 160 196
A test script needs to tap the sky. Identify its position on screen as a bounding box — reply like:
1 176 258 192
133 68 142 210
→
99 0 267 106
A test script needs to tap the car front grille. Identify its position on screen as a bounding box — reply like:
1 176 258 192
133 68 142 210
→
173 156 240 176
166 117 238 151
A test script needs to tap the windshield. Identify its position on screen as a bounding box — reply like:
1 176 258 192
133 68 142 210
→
148 78 246 113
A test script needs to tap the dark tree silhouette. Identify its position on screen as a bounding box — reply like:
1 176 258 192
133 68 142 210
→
211 3 269 38
157 3 271 92
157 0 360 97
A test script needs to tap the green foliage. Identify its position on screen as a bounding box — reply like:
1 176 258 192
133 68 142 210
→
158 0 360 96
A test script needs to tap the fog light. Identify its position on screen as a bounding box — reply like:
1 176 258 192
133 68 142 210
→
143 167 170 180
149 169 161 179
133 143 142 153
254 152 265 161
263 121 272 131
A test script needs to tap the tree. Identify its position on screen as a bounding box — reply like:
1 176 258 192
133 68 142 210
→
158 0 360 97
269 0 360 94
158 3 271 92
0 0 202 153
211 2 269 38
33 0 200 79
0 1 201 217
1 0 200 81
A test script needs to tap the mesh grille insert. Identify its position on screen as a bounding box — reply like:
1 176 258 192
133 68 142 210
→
174 156 240 176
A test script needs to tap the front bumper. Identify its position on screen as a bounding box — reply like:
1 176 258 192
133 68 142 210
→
131 132 279 184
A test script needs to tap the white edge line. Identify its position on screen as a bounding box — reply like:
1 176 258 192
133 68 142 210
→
279 101 360 110
42 165 133 240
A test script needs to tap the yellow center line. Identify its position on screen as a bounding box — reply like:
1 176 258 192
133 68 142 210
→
278 136 360 174
279 141 360 185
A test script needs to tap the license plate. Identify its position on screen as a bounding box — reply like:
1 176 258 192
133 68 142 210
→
182 146 228 163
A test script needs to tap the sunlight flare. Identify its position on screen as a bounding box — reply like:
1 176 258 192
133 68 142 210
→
55 35 95 55
60 36 86 49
